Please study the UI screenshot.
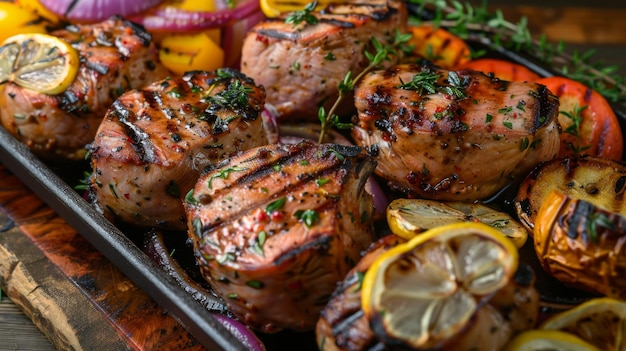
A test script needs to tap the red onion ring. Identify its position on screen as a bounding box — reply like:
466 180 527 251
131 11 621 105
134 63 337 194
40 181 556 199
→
39 0 165 23
211 313 267 351
128 0 262 32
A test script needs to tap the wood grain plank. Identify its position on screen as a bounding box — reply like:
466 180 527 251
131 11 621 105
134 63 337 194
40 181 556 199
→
0 163 206 351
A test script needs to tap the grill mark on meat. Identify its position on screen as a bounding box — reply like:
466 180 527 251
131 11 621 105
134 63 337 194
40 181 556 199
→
200 144 355 232
273 235 333 266
111 100 156 163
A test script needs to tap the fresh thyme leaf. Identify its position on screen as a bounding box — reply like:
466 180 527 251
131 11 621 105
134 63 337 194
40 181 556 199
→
587 212 615 243
561 104 590 153
398 69 440 95
285 1 319 26
398 69 466 99
294 209 320 228
208 166 247 189
266 197 286 213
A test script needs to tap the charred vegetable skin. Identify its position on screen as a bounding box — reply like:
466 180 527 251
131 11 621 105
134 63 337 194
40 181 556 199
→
0 17 169 160
184 141 377 333
90 69 267 230
241 0 407 122
535 190 626 299
351 63 560 201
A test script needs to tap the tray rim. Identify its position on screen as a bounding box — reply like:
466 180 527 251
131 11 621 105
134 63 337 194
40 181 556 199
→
0 127 247 351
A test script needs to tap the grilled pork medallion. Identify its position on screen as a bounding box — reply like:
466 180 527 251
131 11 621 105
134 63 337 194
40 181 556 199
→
352 63 560 201
241 0 407 122
0 17 169 160
184 141 377 332
316 235 540 351
90 69 268 230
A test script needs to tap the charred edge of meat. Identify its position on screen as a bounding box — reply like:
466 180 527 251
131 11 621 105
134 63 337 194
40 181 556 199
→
533 84 559 132
122 17 153 47
273 235 333 266
110 100 156 163
322 1 400 22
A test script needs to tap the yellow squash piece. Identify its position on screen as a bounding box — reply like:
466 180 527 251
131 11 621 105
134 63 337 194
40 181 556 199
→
387 198 528 247
0 2 48 43
0 33 79 95
361 222 518 349
504 330 600 351
159 32 224 76
14 0 60 23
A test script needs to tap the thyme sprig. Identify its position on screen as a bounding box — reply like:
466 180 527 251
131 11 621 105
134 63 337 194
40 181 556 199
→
285 1 319 26
409 0 626 107
318 30 413 143
561 104 591 154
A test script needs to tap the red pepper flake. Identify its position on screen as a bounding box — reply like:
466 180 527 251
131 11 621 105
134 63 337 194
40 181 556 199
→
256 209 269 222
124 193 130 200
270 211 283 221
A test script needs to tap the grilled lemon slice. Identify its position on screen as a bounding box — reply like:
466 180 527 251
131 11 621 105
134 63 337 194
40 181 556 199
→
504 330 600 351
387 198 528 248
361 222 518 349
0 33 79 95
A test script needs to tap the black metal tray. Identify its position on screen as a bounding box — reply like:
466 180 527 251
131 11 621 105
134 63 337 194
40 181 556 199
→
1 6 625 351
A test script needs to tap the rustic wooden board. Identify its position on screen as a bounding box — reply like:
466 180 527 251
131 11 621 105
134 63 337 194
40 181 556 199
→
0 163 205 351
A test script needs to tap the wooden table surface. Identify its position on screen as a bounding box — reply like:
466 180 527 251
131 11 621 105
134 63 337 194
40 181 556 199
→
1 1 626 350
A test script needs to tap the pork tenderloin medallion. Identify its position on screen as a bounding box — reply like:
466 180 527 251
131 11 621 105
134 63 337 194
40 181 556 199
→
184 141 377 332
241 0 407 122
90 69 268 230
351 63 560 201
0 17 169 160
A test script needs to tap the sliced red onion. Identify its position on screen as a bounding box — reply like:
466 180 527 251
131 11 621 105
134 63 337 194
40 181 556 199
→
129 0 261 32
211 313 267 351
261 104 280 145
222 7 266 68
39 0 165 22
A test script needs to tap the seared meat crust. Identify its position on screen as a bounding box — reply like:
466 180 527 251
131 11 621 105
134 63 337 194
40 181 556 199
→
241 0 407 122
184 141 376 332
351 63 560 201
90 69 268 230
0 17 169 160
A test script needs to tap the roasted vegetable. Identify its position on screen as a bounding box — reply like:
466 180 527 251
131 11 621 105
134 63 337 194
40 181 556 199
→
534 190 626 299
455 58 541 82
515 155 626 232
407 24 471 69
537 76 624 161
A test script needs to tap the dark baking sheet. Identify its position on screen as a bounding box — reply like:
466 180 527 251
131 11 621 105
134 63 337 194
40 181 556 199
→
0 128 247 351
1 7 625 351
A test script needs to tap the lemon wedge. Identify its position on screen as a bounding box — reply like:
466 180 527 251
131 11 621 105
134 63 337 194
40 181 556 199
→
540 297 626 350
361 222 518 349
0 33 79 95
387 198 528 248
504 330 600 351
